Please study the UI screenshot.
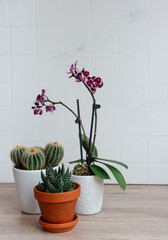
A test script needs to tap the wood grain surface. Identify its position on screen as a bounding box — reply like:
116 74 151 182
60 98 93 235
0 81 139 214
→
0 184 168 240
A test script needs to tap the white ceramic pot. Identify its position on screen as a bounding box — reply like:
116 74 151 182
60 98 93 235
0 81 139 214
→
13 166 57 214
72 175 104 215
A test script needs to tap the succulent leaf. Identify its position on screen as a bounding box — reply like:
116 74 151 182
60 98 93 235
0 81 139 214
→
39 163 75 193
39 182 46 192
48 180 58 193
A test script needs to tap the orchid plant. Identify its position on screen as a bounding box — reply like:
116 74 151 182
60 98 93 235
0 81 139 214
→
32 62 128 190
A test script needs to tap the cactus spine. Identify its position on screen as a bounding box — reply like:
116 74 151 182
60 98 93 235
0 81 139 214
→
45 142 64 167
32 146 45 153
10 145 27 168
21 147 45 170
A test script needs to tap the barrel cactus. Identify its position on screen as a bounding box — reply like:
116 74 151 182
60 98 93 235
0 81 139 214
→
39 163 75 193
45 142 64 167
10 145 27 168
33 146 45 153
21 147 45 170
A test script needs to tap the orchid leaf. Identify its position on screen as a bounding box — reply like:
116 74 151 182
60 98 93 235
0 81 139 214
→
89 164 110 179
95 161 126 190
69 159 86 164
81 134 98 158
93 158 128 169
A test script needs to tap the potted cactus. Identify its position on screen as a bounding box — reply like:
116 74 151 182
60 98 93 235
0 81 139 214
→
34 164 80 233
32 62 128 215
11 142 64 214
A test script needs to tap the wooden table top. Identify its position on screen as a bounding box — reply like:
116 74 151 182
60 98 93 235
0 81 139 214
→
0 184 168 240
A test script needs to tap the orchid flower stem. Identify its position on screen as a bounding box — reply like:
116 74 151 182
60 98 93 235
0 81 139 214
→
91 109 97 156
77 99 83 164
46 99 87 150
83 82 95 102
87 104 95 165
82 82 97 162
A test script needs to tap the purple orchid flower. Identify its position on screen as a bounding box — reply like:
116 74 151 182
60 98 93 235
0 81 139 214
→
67 62 103 93
67 61 78 76
86 76 103 92
32 89 56 115
76 72 86 83
36 89 47 105
86 78 97 92
94 77 103 88
32 107 43 115
46 105 56 113
82 68 90 77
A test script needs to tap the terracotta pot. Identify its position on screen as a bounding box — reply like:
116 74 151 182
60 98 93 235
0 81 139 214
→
39 214 79 233
34 183 80 224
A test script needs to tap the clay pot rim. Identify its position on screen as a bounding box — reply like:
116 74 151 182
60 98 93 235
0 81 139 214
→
13 166 57 173
34 182 80 203
72 174 98 178
13 166 43 173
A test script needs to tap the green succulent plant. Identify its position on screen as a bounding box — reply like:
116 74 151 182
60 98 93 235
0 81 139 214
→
39 163 75 193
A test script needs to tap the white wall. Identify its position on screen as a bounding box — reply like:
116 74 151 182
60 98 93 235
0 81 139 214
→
0 0 168 184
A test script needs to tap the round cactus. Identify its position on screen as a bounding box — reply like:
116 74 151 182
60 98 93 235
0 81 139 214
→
45 142 64 167
32 146 45 153
21 147 45 170
10 145 27 168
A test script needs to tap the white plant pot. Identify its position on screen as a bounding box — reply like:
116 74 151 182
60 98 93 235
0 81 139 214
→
72 175 104 215
13 166 57 214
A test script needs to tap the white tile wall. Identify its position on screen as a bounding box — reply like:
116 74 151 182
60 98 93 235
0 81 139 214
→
0 0 9 27
62 0 90 25
0 110 12 137
12 110 37 137
120 138 148 163
37 27 61 55
63 26 91 55
0 82 11 109
0 29 9 54
120 22 147 52
0 163 14 182
11 56 36 82
36 0 61 26
91 25 119 53
91 0 118 24
11 28 35 54
0 137 12 163
147 0 168 51
148 53 168 109
9 0 35 26
0 0 168 184
149 138 168 163
0 56 10 82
